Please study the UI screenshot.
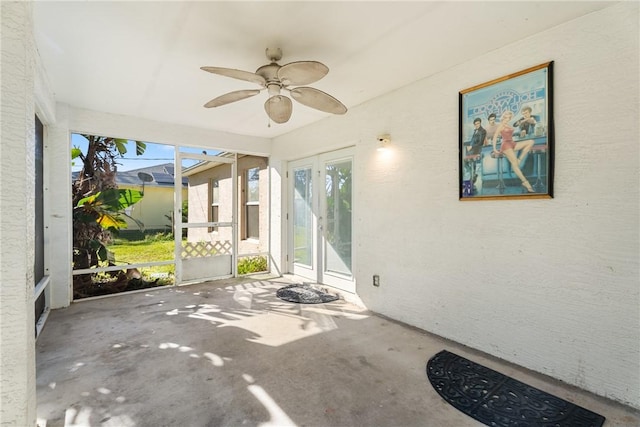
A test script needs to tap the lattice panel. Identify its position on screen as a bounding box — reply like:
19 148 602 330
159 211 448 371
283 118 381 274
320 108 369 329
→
181 240 232 258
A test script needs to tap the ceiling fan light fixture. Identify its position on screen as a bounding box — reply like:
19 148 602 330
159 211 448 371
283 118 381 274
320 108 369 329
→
265 95 292 123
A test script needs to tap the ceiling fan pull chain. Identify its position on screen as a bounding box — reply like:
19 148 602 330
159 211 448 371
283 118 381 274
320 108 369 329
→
267 103 271 128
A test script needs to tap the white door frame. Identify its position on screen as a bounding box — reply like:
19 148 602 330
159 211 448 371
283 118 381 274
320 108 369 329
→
174 150 237 284
287 147 355 293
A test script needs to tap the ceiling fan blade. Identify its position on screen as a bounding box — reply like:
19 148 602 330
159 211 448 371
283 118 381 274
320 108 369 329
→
204 89 262 108
201 66 266 86
277 61 329 86
264 95 293 124
289 87 347 115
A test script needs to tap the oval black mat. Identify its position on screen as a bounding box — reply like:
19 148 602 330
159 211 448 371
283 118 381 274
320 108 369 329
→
426 350 605 427
276 284 339 304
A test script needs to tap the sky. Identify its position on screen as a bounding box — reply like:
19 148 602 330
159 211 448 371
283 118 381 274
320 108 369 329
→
71 133 218 172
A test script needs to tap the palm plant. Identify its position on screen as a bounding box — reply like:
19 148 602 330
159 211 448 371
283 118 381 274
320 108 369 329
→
72 134 146 297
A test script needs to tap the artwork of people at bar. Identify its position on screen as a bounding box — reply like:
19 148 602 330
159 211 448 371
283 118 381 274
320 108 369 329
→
459 62 553 200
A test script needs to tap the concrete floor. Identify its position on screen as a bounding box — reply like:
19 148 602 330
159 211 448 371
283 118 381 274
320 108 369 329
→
37 275 640 427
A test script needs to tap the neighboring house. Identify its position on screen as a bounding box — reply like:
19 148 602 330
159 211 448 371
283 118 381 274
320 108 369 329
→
73 163 188 234
116 163 187 234
182 154 268 257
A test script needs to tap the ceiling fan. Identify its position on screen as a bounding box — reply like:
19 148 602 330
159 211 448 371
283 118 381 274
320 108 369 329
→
201 48 347 124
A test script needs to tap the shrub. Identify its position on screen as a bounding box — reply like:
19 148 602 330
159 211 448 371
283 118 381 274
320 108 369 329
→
238 256 268 275
145 231 173 242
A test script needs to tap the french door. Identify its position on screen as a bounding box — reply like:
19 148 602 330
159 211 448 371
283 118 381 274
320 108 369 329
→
288 148 354 293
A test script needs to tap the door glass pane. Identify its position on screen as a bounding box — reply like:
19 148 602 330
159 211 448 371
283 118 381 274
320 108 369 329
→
293 167 313 267
324 160 352 276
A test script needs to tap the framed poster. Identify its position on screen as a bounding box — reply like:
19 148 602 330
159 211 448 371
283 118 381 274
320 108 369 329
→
459 61 553 201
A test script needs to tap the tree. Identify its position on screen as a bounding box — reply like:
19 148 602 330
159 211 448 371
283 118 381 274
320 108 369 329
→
72 134 146 298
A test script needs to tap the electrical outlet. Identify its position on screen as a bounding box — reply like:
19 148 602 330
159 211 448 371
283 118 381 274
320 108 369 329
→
373 274 380 287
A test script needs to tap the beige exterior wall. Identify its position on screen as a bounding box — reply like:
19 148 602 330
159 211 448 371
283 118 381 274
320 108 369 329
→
187 156 268 255
121 185 187 233
187 163 233 244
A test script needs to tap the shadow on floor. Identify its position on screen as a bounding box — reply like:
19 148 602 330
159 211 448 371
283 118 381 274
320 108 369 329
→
36 276 640 427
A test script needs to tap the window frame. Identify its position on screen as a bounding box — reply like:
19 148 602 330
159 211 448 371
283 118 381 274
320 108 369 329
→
244 167 260 240
209 178 219 233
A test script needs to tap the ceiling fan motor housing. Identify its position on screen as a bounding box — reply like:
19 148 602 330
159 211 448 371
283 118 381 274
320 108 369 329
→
265 47 282 62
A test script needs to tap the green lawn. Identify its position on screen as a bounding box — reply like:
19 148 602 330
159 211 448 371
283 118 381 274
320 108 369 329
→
107 239 175 284
107 235 268 284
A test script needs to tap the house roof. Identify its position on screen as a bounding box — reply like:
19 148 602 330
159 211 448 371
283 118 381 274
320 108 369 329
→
182 152 243 177
117 163 188 187
72 163 188 187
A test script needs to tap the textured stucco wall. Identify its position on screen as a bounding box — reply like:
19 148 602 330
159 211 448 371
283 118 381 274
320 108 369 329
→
0 3 37 426
272 3 640 408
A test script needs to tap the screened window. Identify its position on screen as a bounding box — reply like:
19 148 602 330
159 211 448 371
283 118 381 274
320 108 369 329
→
245 167 259 240
35 115 46 334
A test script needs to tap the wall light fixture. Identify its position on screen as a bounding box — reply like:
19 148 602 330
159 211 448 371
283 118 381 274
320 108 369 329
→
376 134 391 151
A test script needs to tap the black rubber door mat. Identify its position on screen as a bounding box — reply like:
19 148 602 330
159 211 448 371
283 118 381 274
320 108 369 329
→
276 284 339 304
427 350 605 427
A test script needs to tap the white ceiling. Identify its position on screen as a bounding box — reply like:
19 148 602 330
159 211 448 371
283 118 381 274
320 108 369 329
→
34 1 612 139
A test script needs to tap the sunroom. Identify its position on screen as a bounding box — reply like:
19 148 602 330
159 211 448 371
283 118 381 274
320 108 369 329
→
1 2 639 426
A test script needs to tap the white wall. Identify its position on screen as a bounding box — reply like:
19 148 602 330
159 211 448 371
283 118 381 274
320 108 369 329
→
268 157 284 277
47 104 72 309
0 3 37 426
272 3 639 408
